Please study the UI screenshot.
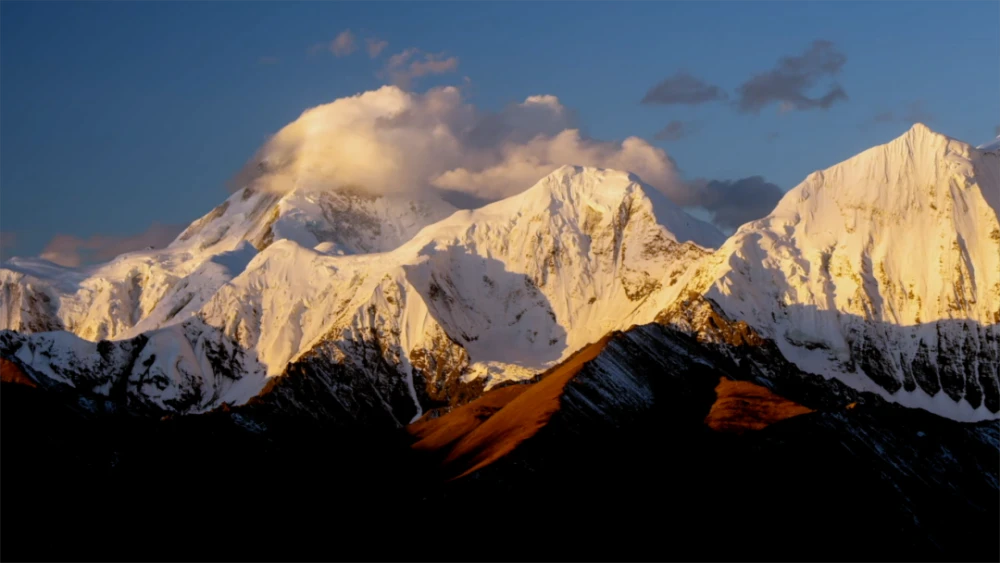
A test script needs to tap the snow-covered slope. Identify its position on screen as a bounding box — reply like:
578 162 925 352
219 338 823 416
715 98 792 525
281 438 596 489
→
4 122 995 423
1 166 721 418
664 124 1000 420
977 135 1000 152
0 182 455 341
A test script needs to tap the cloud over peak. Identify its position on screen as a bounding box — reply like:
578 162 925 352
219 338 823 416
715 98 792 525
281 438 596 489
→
232 85 781 231
860 100 935 130
735 40 848 114
233 86 680 203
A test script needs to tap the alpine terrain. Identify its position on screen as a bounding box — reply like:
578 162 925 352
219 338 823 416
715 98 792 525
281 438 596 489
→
1 121 997 561
2 123 996 423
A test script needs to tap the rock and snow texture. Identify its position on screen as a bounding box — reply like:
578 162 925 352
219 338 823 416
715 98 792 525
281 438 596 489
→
667 124 1000 420
2 122 997 423
0 165 720 417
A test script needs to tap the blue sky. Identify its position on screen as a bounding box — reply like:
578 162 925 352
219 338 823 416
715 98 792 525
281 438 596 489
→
1 1 998 261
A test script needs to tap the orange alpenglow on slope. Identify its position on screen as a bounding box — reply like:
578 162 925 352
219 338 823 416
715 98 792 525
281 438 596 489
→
409 335 613 479
0 358 36 388
704 378 813 434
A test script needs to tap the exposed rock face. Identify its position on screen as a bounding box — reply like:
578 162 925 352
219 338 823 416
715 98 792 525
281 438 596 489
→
406 320 997 561
668 124 1000 418
1 272 64 333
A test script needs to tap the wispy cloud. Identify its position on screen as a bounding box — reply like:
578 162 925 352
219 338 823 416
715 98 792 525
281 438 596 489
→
39 223 184 268
366 37 388 58
258 56 280 65
869 110 895 125
308 29 358 57
381 48 459 89
653 120 697 141
860 101 935 130
641 72 727 106
900 100 934 124
735 40 848 114
0 231 16 259
331 29 357 57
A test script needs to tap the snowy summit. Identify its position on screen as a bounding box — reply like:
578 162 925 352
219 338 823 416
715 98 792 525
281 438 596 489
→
2 123 998 423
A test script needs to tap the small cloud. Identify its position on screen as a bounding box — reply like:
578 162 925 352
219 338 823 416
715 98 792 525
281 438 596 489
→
653 120 697 141
900 100 934 124
258 56 280 65
860 101 934 130
765 132 780 142
39 223 185 268
735 40 848 114
366 37 388 58
685 176 784 231
382 48 459 89
641 72 727 106
331 29 357 57
995 124 1000 137
0 231 16 260
872 111 895 123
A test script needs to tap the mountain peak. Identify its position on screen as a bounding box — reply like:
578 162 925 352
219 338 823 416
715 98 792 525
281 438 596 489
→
520 165 724 249
537 165 642 197
897 121 953 145
699 117 1000 420
906 121 933 136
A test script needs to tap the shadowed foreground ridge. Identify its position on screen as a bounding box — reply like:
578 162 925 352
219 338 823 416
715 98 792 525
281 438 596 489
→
3 321 996 562
428 323 999 561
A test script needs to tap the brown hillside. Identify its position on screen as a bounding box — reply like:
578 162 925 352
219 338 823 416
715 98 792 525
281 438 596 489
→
408 334 613 479
705 377 813 434
1 358 36 388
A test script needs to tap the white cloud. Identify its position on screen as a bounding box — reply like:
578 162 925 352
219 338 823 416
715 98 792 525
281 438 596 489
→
232 85 687 205
433 130 679 201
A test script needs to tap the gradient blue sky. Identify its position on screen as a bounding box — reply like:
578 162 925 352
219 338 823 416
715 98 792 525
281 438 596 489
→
2 1 998 261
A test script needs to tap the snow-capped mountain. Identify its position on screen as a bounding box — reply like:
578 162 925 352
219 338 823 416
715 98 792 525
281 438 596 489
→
661 123 1000 420
1 123 996 423
1 166 722 420
1 184 455 340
